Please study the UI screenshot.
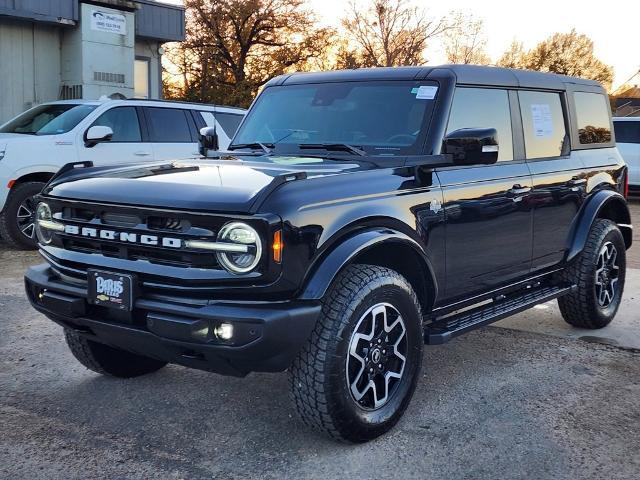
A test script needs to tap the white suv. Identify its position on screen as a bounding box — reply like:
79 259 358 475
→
613 117 640 192
0 99 245 248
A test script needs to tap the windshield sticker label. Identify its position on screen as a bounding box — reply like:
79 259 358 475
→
415 86 438 100
531 104 553 137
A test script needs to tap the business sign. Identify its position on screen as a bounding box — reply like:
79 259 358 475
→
90 10 126 35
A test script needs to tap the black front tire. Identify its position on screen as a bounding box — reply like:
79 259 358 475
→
0 181 46 250
289 264 424 442
558 219 626 329
64 329 167 378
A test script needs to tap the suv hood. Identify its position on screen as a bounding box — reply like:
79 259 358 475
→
44 157 364 212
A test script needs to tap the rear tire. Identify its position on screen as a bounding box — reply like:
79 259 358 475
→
0 181 46 250
289 264 424 442
64 329 167 378
558 219 626 329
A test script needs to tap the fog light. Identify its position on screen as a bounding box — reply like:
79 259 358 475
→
214 323 234 341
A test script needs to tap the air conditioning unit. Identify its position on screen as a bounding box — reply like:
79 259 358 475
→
60 3 135 99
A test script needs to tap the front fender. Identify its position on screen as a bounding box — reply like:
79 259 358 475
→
565 190 632 263
298 228 437 300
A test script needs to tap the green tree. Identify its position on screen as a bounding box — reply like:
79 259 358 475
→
164 0 333 107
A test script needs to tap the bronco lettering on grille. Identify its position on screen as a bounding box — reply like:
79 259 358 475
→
63 225 182 248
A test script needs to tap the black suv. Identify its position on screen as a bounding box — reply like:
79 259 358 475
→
25 66 632 442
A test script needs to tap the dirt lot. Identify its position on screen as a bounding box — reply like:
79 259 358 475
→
0 200 639 479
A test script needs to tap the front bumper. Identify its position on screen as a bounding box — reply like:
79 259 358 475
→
25 264 321 376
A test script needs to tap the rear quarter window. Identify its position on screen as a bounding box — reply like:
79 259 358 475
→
573 92 612 145
613 121 640 144
216 113 244 138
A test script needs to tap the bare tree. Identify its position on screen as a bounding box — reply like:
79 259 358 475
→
340 0 449 67
443 12 490 65
164 0 333 107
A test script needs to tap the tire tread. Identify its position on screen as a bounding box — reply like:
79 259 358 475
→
289 264 421 442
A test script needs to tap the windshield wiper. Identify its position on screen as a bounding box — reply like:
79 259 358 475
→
228 142 273 154
298 143 367 156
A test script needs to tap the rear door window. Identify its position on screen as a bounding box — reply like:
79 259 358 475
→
518 91 567 159
446 87 513 161
614 121 640 144
91 107 142 142
573 92 612 144
145 107 193 143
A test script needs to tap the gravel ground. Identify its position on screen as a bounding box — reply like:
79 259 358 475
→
0 198 638 479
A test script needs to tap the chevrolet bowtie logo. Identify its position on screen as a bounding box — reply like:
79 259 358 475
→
63 225 182 248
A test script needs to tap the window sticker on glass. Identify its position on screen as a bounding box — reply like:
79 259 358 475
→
414 86 438 100
531 104 553 137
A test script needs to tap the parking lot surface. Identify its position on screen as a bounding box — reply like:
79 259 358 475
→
1 199 639 479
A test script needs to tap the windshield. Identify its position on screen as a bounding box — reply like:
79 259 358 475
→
232 81 437 155
0 104 97 135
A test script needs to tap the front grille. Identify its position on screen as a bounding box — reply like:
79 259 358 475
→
61 237 218 269
52 202 225 270
148 216 184 231
42 199 273 293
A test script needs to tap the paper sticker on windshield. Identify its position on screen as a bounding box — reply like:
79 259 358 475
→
531 104 553 137
415 86 438 100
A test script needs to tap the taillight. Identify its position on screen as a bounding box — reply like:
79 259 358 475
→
624 170 629 198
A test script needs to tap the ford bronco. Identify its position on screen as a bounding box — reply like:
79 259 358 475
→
25 66 632 442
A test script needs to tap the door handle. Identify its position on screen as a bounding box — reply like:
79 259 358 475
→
567 177 587 191
134 151 151 157
567 177 587 186
508 184 532 195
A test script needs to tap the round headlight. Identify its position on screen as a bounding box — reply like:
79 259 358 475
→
35 202 53 244
216 222 262 274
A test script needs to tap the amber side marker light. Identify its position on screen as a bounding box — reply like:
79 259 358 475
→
272 230 283 263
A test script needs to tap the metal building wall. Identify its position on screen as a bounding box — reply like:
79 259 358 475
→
0 0 77 24
0 20 61 124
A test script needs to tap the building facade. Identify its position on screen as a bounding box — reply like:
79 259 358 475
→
0 0 185 123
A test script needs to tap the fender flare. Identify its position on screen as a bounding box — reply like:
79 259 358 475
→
565 190 632 263
298 227 438 301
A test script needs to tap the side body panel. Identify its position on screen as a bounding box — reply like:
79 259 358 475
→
259 165 447 303
528 153 588 271
435 162 533 302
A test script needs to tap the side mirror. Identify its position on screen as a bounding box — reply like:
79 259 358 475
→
199 126 219 156
443 128 499 165
84 126 113 148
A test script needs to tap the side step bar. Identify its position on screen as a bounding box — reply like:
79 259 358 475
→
424 284 576 345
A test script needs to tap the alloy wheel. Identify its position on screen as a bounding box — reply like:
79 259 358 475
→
346 302 407 410
16 196 37 240
595 241 619 308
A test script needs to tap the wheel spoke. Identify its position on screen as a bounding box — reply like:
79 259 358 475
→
20 222 35 238
17 205 32 218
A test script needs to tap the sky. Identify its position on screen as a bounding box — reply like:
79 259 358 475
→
162 0 639 90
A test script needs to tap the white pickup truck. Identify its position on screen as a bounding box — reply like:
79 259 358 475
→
0 99 245 248
613 117 640 192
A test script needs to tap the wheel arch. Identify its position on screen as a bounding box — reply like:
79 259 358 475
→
565 189 632 263
298 228 437 314
10 171 56 188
